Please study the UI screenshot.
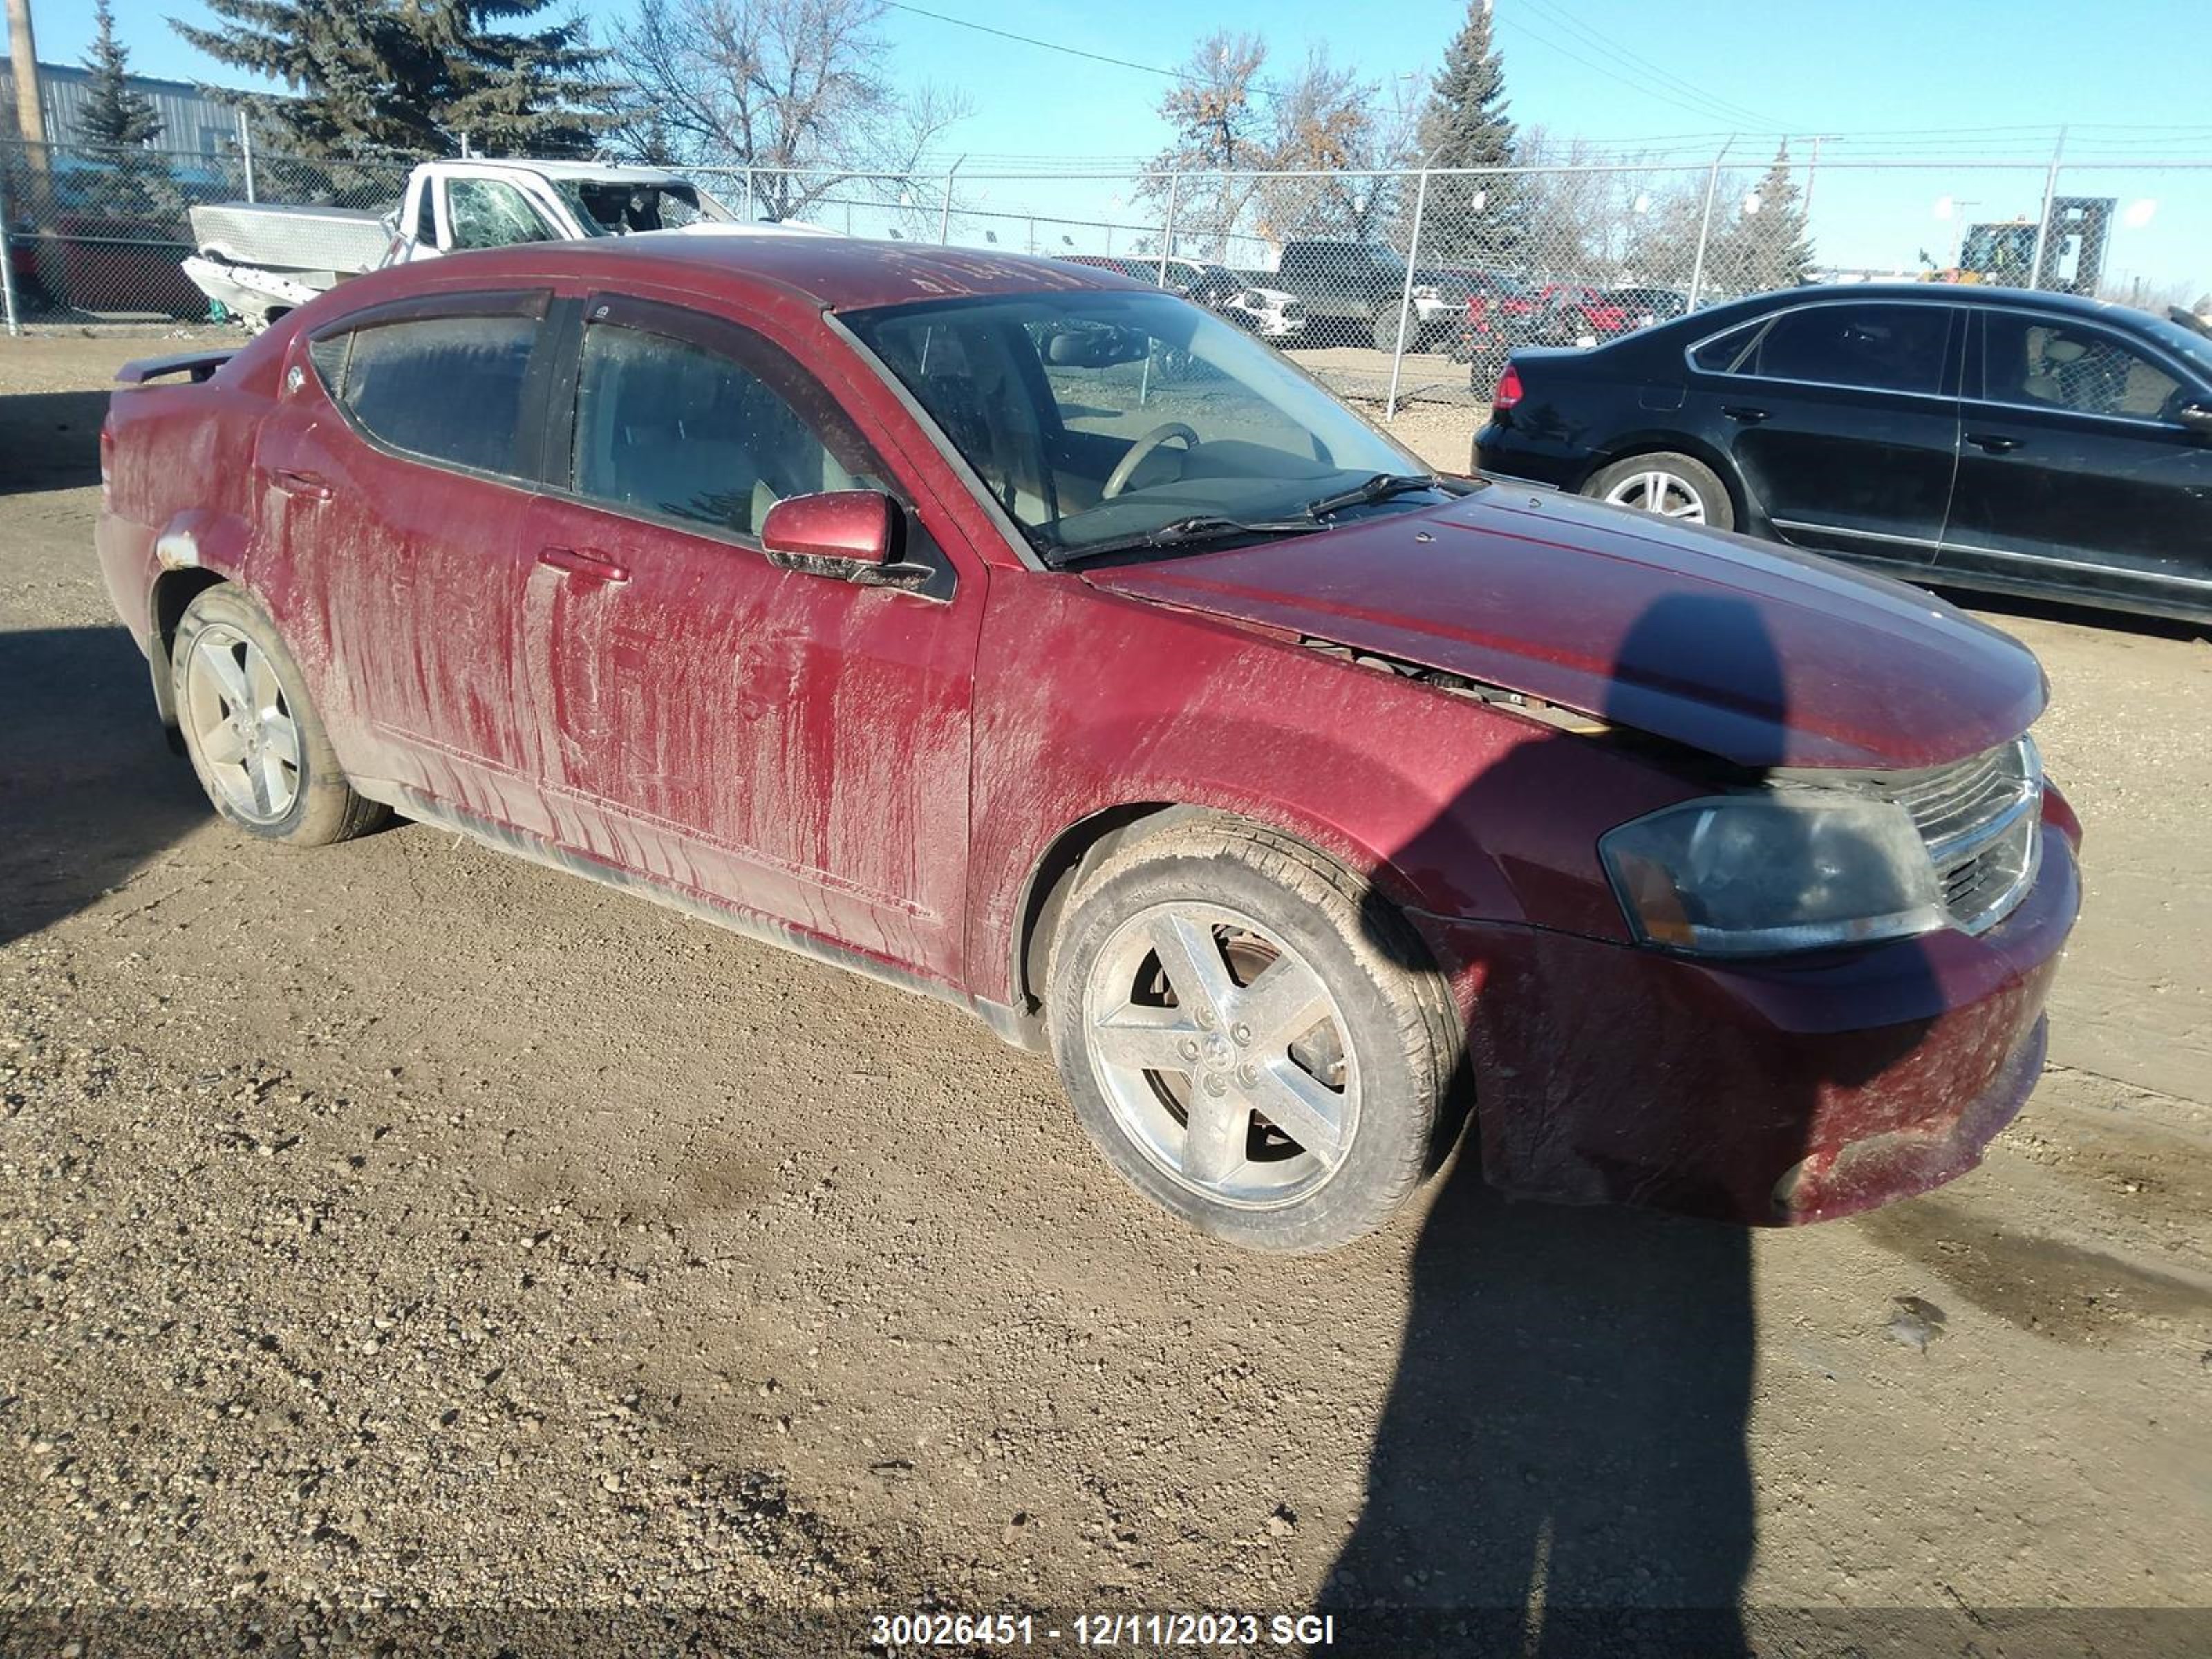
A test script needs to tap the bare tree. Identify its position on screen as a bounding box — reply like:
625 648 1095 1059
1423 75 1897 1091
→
605 0 969 222
1138 32 1268 262
1257 48 1412 248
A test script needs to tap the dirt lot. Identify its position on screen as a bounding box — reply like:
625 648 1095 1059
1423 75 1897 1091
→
3 330 2211 1656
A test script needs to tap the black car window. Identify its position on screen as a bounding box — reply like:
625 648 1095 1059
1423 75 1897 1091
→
337 315 539 476
570 318 872 539
1689 317 1763 372
1982 312 2185 421
1711 302 1953 395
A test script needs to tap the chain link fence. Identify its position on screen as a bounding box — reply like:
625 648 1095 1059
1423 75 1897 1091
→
7 137 2208 422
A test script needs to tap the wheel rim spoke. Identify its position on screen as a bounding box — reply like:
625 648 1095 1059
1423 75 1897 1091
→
1232 953 1331 1052
261 709 302 767
255 751 292 816
198 721 248 765
1183 1092 1249 1186
245 646 282 717
1246 1062 1349 1166
199 639 252 709
1143 912 1237 1021
1089 1005 1203 1074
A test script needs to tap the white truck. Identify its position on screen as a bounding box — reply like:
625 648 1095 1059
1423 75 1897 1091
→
182 158 833 332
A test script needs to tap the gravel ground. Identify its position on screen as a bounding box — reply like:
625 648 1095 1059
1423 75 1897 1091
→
3 330 2210 1657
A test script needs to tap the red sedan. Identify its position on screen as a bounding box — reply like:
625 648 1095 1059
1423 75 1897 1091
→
95 239 2079 1251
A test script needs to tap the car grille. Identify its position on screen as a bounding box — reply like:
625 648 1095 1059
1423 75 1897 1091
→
1875 738 2043 935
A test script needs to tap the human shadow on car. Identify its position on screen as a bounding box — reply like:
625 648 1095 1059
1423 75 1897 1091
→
0 625 209 945
1322 593 1943 1656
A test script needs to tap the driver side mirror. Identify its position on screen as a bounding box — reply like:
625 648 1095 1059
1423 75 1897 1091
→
758 490 930 590
2178 401 2212 436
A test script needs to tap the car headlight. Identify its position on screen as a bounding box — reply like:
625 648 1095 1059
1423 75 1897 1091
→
1600 789 1944 956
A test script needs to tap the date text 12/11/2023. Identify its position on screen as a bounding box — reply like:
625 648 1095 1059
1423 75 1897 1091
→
868 1612 1339 1647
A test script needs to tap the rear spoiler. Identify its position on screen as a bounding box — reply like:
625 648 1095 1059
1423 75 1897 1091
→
114 348 237 386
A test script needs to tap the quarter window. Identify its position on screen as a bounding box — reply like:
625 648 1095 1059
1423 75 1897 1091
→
334 314 540 476
570 321 872 538
1698 303 1953 395
1982 313 2184 420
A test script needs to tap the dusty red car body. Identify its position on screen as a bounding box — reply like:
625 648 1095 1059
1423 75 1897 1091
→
95 238 2081 1226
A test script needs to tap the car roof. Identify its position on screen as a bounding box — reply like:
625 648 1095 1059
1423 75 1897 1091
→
395 235 1147 313
476 160 702 187
1706 281 2158 326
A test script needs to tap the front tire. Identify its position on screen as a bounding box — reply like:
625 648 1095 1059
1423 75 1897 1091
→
1045 818 1459 1253
171 584 387 846
1582 451 1736 531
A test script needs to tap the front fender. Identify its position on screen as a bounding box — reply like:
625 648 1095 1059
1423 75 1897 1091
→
966 579 1697 1010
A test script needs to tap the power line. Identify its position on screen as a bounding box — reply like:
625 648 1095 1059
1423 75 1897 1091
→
1512 0 1781 131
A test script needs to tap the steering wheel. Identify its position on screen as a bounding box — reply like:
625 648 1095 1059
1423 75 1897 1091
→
1102 422 1200 500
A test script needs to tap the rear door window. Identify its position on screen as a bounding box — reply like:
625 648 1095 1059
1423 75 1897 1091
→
1697 302 1955 395
330 313 541 476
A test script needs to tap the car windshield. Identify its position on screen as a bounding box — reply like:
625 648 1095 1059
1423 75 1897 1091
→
846 290 1440 559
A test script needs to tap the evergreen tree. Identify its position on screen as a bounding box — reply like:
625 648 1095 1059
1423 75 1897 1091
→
1414 1 1524 265
1716 145 1815 293
80 0 162 149
173 0 608 160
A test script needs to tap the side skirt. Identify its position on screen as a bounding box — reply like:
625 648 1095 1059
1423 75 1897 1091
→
389 787 1006 1034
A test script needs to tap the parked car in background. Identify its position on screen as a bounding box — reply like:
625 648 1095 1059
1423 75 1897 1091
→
183 158 829 332
1065 254 1307 341
100 241 2079 1252
1270 241 1432 348
1603 285 1691 332
1524 283 1635 346
1475 283 2212 623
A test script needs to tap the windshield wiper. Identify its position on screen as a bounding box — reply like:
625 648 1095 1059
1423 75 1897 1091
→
1303 472 1442 519
1049 514 1330 567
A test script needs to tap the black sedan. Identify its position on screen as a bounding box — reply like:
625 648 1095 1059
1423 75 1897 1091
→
1473 283 2212 624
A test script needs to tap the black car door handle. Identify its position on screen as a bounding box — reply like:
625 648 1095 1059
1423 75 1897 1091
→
1721 405 1768 424
1966 433 2024 453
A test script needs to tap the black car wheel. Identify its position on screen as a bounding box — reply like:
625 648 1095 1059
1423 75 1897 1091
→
1583 452 1735 532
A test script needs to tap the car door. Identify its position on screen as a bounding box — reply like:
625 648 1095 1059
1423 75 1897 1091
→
1941 306 2212 609
516 292 983 980
1683 298 1964 563
249 288 556 809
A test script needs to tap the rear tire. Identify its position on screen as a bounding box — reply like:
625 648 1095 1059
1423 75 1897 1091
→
171 584 387 847
1045 817 1459 1253
1582 451 1735 531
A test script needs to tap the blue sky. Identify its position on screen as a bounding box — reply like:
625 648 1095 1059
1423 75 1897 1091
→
27 0 2212 292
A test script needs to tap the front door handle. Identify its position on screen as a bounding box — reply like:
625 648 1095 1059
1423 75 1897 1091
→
537 545 630 583
1966 433 2024 453
1721 405 1768 424
270 467 332 500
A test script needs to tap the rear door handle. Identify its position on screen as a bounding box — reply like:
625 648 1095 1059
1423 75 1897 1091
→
1721 405 1768 423
270 467 332 500
537 545 630 583
1966 433 2024 453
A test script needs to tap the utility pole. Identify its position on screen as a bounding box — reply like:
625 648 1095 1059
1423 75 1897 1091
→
2027 124 2068 291
6 0 44 150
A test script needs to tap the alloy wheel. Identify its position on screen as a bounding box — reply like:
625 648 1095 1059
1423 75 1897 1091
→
1604 468 1708 522
1080 901 1359 1208
182 623 303 823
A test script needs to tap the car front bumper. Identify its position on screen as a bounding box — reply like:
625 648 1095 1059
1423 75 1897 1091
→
1412 817 2081 1226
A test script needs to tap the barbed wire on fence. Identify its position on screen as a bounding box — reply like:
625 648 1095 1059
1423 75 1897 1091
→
5 136 2207 412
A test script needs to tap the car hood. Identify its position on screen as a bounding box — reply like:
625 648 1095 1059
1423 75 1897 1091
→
1080 483 2046 771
